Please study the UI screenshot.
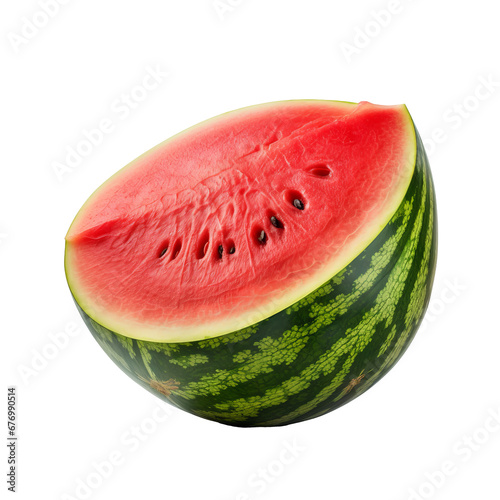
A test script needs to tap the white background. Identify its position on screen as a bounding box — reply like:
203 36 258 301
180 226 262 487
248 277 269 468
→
2 0 499 499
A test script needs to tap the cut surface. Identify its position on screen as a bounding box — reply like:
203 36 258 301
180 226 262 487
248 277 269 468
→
65 100 417 342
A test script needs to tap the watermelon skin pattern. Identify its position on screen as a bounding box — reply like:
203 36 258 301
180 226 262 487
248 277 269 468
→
75 130 437 427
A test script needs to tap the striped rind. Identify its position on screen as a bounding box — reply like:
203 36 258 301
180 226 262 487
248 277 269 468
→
76 128 437 427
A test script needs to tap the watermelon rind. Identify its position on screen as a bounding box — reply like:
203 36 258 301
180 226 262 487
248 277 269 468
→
69 123 437 426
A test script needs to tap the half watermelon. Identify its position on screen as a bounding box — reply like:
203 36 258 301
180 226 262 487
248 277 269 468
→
65 100 437 426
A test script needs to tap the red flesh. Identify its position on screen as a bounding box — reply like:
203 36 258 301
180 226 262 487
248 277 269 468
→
65 101 414 339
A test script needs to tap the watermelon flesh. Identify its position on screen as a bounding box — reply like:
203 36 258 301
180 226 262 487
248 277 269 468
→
65 101 416 343
65 100 437 426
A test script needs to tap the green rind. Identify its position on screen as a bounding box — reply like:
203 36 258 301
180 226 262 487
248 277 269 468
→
75 128 437 427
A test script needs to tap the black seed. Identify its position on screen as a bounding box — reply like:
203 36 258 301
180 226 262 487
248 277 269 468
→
293 199 304 210
229 247 236 254
218 245 223 258
171 239 182 260
270 216 283 228
159 247 168 258
257 230 267 244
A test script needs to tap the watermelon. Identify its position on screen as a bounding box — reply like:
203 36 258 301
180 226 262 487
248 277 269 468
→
65 100 437 427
